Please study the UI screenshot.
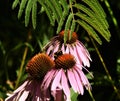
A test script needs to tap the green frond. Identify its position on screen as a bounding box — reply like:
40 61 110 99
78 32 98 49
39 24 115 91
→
92 0 106 18
57 11 69 34
12 0 20 9
73 4 108 30
51 0 62 18
25 0 33 27
76 20 102 45
56 0 69 34
75 13 110 42
82 0 103 17
37 0 55 26
69 20 76 40
64 13 73 43
91 0 109 27
18 0 28 19
60 0 69 11
32 0 37 29
45 0 59 23
82 0 109 28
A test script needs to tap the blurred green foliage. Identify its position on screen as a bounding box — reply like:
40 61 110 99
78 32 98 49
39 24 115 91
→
0 0 120 101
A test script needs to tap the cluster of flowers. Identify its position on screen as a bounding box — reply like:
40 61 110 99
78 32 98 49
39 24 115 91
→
5 31 92 101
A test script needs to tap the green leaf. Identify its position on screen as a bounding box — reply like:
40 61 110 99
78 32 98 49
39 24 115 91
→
69 20 76 40
51 0 62 18
12 0 20 9
60 0 69 12
75 13 110 42
18 0 28 19
32 0 37 29
25 0 33 27
73 3 108 30
76 20 102 45
82 0 109 29
37 0 55 26
57 10 69 34
64 13 73 43
70 88 79 101
45 0 59 23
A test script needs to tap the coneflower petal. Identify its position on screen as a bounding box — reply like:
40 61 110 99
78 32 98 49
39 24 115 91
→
65 45 70 54
77 41 92 61
14 80 29 93
19 91 29 101
76 44 90 67
67 69 78 93
69 46 82 69
61 69 70 100
41 69 56 88
75 67 91 89
51 69 62 91
61 44 65 54
73 68 84 95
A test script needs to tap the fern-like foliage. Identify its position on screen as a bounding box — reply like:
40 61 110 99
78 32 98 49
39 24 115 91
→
12 0 111 44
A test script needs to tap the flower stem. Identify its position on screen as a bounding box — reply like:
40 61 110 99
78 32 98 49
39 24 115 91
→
15 29 32 89
88 89 95 101
103 0 118 27
90 36 120 99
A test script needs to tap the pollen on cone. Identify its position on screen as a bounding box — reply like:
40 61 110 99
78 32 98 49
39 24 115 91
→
54 54 76 69
58 30 78 44
26 53 55 79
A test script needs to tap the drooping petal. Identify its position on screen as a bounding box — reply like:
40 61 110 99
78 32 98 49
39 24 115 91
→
73 68 84 95
61 69 71 101
14 80 29 93
67 69 78 93
65 45 70 54
75 67 91 89
77 41 92 61
41 69 56 88
19 91 29 101
52 43 60 59
61 44 65 54
46 45 54 55
51 69 62 91
69 45 82 69
76 44 90 67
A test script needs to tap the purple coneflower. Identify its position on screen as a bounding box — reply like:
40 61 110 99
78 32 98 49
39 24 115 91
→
5 53 55 101
43 30 92 69
41 52 91 101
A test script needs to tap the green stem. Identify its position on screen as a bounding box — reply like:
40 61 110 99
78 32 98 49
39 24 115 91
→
104 0 118 27
15 29 31 89
15 46 28 89
90 36 120 99
88 89 95 101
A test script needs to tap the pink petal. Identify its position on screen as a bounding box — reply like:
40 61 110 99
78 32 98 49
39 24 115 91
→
76 44 90 67
41 69 56 88
61 69 70 100
19 91 29 101
46 45 53 55
67 69 78 93
69 46 82 69
52 44 59 59
14 80 29 93
75 67 91 89
65 45 70 53
77 41 92 61
73 68 84 95
61 44 65 54
51 69 62 91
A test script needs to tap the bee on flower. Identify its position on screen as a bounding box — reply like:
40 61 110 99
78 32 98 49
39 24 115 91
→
43 30 92 69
